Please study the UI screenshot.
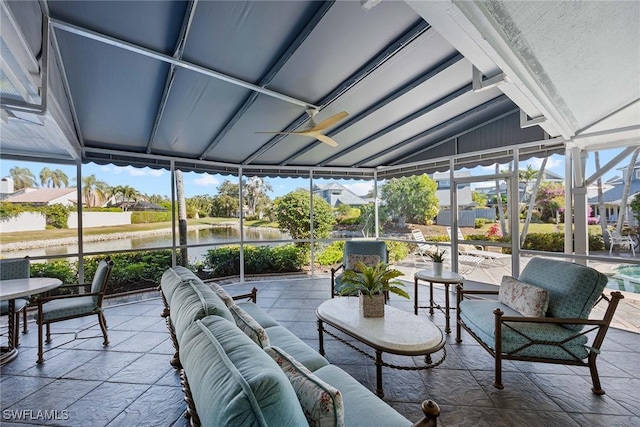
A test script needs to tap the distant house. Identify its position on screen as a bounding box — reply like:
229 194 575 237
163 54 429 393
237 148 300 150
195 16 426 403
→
588 161 640 225
432 172 473 208
313 182 368 207
2 187 77 207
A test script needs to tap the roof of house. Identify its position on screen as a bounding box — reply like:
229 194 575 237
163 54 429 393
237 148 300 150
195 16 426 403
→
314 182 368 206
3 187 77 204
588 181 640 205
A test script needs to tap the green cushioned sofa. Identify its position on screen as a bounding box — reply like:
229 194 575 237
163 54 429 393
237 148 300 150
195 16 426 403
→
456 257 624 395
160 266 440 427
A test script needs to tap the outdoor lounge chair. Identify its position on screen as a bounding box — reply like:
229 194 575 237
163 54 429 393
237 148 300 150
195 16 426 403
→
446 226 511 266
331 240 388 298
35 257 114 363
605 229 635 256
411 229 484 273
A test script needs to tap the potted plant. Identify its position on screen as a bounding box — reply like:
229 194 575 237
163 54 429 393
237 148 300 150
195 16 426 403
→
339 261 409 317
426 249 446 276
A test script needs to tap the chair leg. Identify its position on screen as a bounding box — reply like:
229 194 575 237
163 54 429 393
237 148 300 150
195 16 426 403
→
22 307 28 334
588 353 605 395
45 323 51 343
98 312 109 346
13 312 20 347
37 320 44 364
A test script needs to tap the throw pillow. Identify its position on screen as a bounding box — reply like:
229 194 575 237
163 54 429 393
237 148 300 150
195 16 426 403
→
228 304 270 348
208 282 235 307
346 254 381 270
499 276 550 317
265 346 344 427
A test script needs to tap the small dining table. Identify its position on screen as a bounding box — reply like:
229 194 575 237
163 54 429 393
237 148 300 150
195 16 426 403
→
1 277 62 365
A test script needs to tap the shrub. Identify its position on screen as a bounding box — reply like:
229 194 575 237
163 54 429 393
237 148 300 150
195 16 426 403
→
316 241 345 266
385 241 410 262
474 218 490 228
274 191 335 241
30 260 77 284
43 203 70 229
204 244 306 277
131 211 172 224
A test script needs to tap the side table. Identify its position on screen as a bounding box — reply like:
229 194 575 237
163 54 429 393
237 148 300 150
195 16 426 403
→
414 269 464 334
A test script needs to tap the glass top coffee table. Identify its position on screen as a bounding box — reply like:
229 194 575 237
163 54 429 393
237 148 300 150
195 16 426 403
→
316 297 446 398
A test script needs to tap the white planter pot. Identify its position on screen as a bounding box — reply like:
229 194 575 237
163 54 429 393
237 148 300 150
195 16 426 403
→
433 262 443 276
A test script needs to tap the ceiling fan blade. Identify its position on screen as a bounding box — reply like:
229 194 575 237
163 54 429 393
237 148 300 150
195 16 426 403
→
308 111 348 132
255 131 299 135
315 134 339 147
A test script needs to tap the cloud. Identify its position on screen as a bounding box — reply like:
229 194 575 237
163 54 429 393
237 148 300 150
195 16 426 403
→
193 174 220 187
525 157 562 170
343 182 373 196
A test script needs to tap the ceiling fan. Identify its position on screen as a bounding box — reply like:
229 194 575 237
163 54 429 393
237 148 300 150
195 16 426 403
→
256 109 348 147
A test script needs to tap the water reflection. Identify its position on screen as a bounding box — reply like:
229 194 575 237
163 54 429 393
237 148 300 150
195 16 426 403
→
2 226 289 262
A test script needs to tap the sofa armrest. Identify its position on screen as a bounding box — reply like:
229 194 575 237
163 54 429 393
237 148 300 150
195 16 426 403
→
232 287 258 303
411 400 440 427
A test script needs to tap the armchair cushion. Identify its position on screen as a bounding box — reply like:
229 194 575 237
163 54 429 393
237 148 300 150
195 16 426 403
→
346 254 380 270
40 296 98 322
1 299 29 314
459 300 590 360
265 346 344 427
498 276 549 317
229 304 270 348
518 258 608 331
0 259 30 280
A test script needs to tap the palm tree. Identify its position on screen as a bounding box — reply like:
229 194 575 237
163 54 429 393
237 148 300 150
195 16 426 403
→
82 174 109 207
40 168 69 188
518 165 538 204
9 167 37 190
175 169 188 266
120 185 140 211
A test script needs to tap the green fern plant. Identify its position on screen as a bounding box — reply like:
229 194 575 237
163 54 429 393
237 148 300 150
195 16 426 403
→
339 262 410 299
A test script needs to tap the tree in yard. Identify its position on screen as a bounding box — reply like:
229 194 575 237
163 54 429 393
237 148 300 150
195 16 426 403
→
82 174 109 207
518 165 538 204
471 191 488 207
536 181 565 223
9 166 37 190
210 180 240 217
380 175 439 227
274 190 335 241
39 167 69 188
111 185 140 210
244 176 272 218
630 193 640 225
188 195 214 218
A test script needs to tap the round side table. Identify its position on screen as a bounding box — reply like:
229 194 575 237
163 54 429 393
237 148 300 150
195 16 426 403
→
414 269 464 334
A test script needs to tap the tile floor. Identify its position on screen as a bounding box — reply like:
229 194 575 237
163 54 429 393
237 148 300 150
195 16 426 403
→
1 275 639 426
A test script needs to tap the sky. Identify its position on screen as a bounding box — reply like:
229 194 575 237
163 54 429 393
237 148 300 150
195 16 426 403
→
0 148 631 199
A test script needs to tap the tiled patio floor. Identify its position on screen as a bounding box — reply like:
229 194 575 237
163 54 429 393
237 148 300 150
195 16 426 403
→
1 273 639 426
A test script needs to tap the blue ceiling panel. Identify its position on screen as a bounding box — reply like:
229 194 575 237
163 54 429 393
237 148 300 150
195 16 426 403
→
47 1 186 55
54 30 168 150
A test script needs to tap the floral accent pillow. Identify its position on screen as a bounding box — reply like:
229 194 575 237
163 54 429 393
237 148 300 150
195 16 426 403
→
498 276 550 317
228 304 270 348
208 282 235 307
346 254 381 271
265 346 344 427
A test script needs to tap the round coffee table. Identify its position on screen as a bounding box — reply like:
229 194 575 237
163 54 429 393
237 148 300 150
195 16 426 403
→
414 269 464 334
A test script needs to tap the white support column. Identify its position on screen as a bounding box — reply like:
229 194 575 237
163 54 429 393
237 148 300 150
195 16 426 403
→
564 148 574 256
239 167 244 282
450 159 458 272
510 150 520 276
573 149 589 264
373 171 379 239
309 170 315 277
76 162 84 284
170 160 177 267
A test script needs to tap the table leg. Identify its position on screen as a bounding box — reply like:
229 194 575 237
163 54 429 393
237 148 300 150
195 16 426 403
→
444 283 450 334
414 277 418 315
375 350 384 398
429 281 434 315
317 319 325 356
